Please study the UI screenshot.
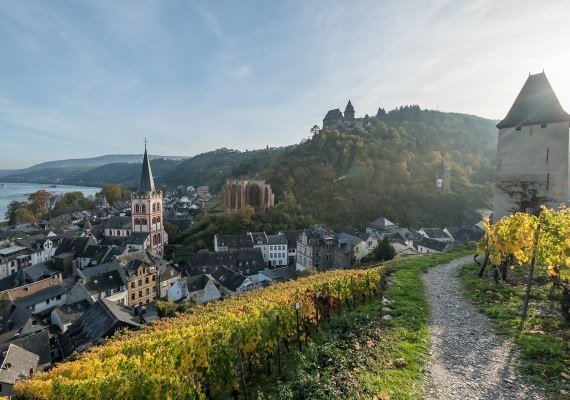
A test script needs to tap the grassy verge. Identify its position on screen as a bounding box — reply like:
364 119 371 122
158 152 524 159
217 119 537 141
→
460 262 570 399
250 250 472 400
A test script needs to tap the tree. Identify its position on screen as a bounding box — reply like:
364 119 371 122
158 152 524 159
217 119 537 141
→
28 190 52 216
101 184 122 205
163 221 179 243
5 201 31 224
373 236 396 262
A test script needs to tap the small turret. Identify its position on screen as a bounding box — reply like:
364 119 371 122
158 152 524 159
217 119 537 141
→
344 100 355 119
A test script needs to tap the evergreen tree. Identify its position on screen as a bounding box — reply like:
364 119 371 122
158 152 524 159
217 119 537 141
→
373 236 396 261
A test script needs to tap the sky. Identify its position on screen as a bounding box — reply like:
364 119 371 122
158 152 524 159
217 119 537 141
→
1 0 570 169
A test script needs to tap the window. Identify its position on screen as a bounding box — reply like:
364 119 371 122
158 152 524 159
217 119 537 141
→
131 282 135 289
138 290 142 297
131 293 135 300
116 230 120 236
145 277 149 284
56 294 61 300
135 204 140 213
142 205 146 213
152 275 156 281
138 279 142 286
106 290 111 297
135 218 140 225
146 288 150 295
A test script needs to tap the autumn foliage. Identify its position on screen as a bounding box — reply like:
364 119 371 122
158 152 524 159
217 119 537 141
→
15 267 383 399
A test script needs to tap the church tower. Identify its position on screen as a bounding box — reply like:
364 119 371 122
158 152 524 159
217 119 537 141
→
493 72 570 221
344 100 355 119
131 143 165 256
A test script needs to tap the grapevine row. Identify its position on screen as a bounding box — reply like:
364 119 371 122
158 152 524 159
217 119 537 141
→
15 267 384 399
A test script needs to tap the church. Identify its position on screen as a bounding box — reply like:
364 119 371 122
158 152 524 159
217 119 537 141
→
130 144 167 256
493 72 570 221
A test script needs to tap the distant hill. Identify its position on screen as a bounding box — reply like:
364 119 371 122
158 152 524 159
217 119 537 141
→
0 154 188 186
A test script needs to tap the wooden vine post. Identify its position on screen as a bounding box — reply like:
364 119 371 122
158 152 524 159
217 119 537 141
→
521 219 542 322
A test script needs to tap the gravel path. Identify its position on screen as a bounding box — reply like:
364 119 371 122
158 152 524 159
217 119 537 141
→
422 256 548 400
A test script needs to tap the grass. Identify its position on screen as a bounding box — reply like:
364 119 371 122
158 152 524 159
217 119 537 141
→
460 262 570 399
249 250 473 400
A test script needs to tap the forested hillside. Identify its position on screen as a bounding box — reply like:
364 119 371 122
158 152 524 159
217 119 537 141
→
179 106 497 249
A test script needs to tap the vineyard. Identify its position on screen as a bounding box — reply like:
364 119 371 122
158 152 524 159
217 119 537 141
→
15 267 384 399
479 206 570 323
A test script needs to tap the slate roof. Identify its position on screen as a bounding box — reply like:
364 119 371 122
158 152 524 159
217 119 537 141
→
444 227 484 244
267 233 288 245
83 270 126 295
0 344 39 384
497 72 570 129
250 232 268 245
3 329 51 366
22 262 60 282
159 265 180 281
234 248 265 274
279 230 302 246
259 267 294 282
345 100 354 113
211 267 247 292
138 146 156 193
420 228 450 240
215 234 253 248
416 237 450 252
124 232 149 246
54 237 96 257
14 286 68 310
53 300 91 324
338 232 364 246
368 217 395 229
186 274 211 292
192 249 236 269
104 216 131 230
325 109 343 118
59 298 140 357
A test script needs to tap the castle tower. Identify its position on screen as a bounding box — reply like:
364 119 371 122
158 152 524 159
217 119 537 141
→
131 143 165 256
435 158 451 192
344 100 355 119
493 72 570 221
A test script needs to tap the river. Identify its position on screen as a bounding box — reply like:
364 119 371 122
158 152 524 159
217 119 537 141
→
0 182 100 222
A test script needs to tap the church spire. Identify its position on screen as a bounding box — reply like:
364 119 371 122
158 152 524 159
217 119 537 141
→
138 140 155 193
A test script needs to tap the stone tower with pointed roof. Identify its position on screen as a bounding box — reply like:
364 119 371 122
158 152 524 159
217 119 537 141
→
435 158 451 192
131 144 166 256
493 72 570 221
344 100 355 119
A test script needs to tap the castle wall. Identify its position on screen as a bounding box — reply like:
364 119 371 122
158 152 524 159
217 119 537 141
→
225 179 275 214
493 121 570 221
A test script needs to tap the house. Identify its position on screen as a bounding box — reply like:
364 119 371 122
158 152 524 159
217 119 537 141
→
5 276 67 316
15 235 58 266
266 234 288 267
418 228 453 242
366 217 397 238
250 232 269 264
213 234 253 252
123 257 159 307
338 230 378 262
233 248 265 276
168 274 221 303
415 237 453 254
0 246 31 279
296 225 337 271
258 266 294 285
0 344 39 397
211 266 260 295
279 230 302 266
189 249 236 276
58 298 140 357
158 265 180 298
80 269 128 306
50 300 91 332
443 227 484 245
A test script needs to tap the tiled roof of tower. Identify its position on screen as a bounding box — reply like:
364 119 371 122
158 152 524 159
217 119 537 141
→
497 72 570 129
345 100 354 112
138 145 155 193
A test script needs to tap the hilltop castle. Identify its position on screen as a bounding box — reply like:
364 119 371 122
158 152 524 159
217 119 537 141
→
322 100 371 131
493 72 570 221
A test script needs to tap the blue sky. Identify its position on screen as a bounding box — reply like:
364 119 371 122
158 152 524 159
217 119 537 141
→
1 0 570 169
